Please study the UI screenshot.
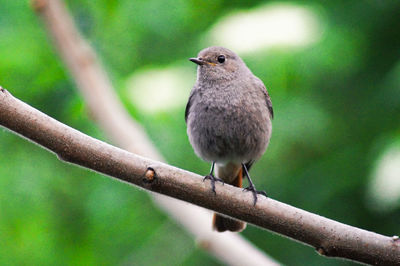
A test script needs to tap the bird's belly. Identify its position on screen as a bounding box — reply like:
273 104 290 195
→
187 106 271 163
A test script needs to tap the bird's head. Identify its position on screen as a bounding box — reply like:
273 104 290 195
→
190 46 247 82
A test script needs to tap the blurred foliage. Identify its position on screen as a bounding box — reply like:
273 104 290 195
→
0 0 399 265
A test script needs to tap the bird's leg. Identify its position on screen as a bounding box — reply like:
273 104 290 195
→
242 163 267 205
203 162 224 194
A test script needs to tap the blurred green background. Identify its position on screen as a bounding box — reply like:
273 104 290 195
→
1 1 399 265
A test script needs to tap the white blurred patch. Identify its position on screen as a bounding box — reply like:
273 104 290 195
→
368 144 400 211
209 3 323 53
126 66 195 113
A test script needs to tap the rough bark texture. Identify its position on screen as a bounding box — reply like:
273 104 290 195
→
1 88 399 265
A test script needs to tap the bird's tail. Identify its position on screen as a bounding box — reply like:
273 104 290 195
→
212 166 246 232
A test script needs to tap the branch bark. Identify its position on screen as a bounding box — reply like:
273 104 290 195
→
30 0 279 265
1 88 399 265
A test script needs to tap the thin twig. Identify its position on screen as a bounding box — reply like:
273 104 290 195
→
1 88 399 265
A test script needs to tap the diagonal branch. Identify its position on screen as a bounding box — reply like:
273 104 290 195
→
1 88 399 265
30 0 278 265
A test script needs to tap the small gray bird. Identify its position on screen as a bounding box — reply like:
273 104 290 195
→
185 46 273 232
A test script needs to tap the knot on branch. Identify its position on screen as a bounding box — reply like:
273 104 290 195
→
142 167 157 184
316 245 339 257
316 247 327 256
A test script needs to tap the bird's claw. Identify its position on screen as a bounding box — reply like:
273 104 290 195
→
243 185 268 206
203 174 224 194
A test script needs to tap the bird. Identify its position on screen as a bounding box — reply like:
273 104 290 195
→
185 46 273 232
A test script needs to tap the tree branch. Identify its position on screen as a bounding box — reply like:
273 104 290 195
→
0 88 399 265
30 0 279 265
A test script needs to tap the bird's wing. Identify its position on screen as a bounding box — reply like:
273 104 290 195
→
185 88 196 123
254 77 273 119
264 87 274 119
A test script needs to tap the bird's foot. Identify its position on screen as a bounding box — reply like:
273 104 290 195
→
203 174 224 194
243 185 267 206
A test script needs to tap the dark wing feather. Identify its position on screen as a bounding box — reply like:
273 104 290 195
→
254 77 273 119
265 88 274 119
185 90 195 123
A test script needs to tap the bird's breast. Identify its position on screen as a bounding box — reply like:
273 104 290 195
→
187 85 271 163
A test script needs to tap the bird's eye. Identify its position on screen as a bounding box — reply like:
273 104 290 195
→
217 55 225 63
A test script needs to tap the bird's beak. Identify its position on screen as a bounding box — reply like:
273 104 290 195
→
189 57 205 65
